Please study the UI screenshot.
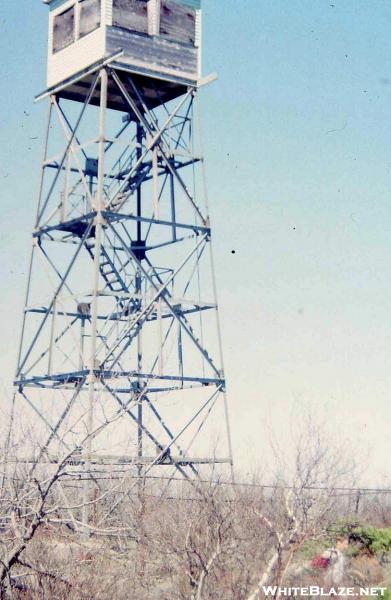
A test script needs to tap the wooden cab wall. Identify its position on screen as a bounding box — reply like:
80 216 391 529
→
46 0 202 90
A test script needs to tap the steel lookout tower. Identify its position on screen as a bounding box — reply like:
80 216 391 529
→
9 0 233 519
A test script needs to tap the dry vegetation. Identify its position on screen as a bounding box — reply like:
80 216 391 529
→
0 423 389 599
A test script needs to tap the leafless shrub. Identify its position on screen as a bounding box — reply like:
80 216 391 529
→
0 415 387 599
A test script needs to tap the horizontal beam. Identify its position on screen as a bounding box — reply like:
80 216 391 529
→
34 211 210 238
113 384 206 394
104 210 210 235
26 304 215 322
11 456 231 467
15 371 224 387
45 157 200 182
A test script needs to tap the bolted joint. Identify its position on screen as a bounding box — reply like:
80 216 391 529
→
87 370 98 385
93 212 106 227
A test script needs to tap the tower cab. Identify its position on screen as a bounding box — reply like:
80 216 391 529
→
43 0 202 110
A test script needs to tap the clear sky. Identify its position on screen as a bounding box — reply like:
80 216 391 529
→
1 1 391 484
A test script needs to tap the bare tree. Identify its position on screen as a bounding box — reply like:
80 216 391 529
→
246 415 357 600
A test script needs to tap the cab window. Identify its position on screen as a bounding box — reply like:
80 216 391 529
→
160 0 195 45
113 0 149 35
79 0 101 39
53 6 75 53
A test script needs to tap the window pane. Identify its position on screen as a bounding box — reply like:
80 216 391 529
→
80 0 101 38
113 0 148 35
53 6 75 53
160 0 196 45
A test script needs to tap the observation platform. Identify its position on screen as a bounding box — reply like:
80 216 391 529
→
36 53 197 113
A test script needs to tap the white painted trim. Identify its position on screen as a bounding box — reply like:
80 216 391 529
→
75 0 81 40
147 0 160 36
196 9 202 77
104 0 112 26
197 72 217 88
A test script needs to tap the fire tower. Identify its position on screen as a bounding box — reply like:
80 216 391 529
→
9 0 233 508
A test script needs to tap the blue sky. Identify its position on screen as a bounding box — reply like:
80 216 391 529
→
1 1 391 483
